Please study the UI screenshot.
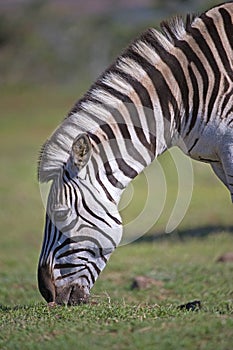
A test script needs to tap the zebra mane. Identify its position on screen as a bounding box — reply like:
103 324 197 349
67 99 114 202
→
160 13 198 43
38 10 200 183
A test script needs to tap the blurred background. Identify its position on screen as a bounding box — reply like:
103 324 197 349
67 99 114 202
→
0 0 221 87
0 0 232 305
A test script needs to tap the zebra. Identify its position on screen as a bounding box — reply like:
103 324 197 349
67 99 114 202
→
38 2 233 305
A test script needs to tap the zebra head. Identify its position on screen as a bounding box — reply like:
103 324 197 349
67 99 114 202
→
38 133 123 305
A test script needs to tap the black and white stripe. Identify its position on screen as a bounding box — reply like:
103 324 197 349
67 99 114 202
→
38 2 233 305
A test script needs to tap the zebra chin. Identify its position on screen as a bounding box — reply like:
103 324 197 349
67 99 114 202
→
38 265 90 306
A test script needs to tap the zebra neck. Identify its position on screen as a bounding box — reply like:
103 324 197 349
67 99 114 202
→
82 117 175 206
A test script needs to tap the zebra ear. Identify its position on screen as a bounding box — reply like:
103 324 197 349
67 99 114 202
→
71 133 92 171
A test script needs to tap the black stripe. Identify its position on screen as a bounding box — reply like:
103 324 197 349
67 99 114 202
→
96 80 154 157
116 124 148 167
201 13 233 80
63 177 75 207
219 7 233 51
225 106 233 120
141 30 188 129
77 225 117 248
89 133 124 189
56 271 78 280
78 213 97 227
57 264 95 284
92 158 116 203
80 180 113 214
77 274 91 286
126 48 181 132
45 217 59 262
188 138 199 154
48 228 62 266
105 160 124 189
89 122 138 179
86 166 99 190
116 158 138 178
55 262 86 269
116 69 154 110
53 235 109 262
223 76 230 92
227 117 233 126
85 98 148 167
100 123 116 140
127 45 180 123
63 181 68 202
186 21 221 123
57 248 96 259
110 67 157 151
80 181 122 225
199 157 219 163
186 64 200 135
88 261 101 275
63 176 78 217
106 212 122 225
175 40 209 116
221 87 233 117
77 185 112 227
42 213 51 261
54 261 100 281
107 119 148 167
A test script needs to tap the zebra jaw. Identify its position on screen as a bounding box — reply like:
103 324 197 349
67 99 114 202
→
38 264 90 306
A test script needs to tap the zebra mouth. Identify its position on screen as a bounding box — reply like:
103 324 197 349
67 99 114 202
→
55 284 90 306
38 264 90 306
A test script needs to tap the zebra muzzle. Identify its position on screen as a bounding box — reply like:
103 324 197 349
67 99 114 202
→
55 284 90 306
38 265 90 305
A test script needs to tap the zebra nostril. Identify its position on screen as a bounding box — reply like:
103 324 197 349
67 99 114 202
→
38 265 55 303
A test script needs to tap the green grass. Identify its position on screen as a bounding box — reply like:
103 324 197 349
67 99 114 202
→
0 86 233 349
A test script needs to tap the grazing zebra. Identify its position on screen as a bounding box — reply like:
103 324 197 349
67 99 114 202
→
38 2 233 305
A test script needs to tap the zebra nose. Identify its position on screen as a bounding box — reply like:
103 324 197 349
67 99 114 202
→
38 265 90 305
37 265 56 303
55 284 90 306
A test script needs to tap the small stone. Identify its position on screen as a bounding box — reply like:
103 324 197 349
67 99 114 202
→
131 276 164 290
178 300 201 311
217 252 233 263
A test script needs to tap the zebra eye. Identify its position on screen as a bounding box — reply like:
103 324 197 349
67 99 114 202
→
53 207 70 221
